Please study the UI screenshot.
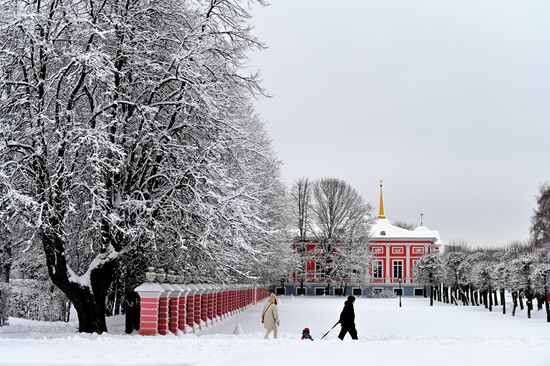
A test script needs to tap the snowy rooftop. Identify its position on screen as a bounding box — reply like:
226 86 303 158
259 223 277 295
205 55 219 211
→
370 218 443 245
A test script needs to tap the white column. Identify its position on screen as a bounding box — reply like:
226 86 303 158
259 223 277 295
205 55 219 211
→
406 245 411 284
385 244 390 285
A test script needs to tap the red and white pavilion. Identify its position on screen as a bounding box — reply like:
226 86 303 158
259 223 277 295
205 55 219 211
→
368 182 442 296
286 182 443 296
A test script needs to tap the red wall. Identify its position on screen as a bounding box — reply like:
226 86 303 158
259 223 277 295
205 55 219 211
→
292 239 440 284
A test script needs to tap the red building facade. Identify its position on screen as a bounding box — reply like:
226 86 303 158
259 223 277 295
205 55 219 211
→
286 183 443 296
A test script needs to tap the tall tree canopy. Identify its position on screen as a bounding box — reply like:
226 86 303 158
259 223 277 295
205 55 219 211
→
0 0 288 333
309 178 373 289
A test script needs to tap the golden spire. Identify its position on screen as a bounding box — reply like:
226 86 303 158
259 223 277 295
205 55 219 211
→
378 180 385 219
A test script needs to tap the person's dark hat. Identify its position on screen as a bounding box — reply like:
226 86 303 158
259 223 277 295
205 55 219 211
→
347 295 356 302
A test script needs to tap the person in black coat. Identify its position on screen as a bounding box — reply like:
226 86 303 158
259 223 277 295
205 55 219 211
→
338 295 358 340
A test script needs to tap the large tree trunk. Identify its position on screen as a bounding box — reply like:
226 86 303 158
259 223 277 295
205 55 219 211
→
493 291 498 306
488 290 493 312
75 297 109 333
430 285 434 306
42 230 117 334
74 261 116 333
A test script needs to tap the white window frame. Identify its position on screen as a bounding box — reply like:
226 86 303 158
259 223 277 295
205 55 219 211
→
414 288 424 296
392 246 404 254
393 287 403 296
392 260 404 279
372 287 383 295
371 246 383 254
372 260 384 279
352 287 363 296
295 287 307 296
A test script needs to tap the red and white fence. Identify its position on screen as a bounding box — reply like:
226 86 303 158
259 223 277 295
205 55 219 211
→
135 280 270 336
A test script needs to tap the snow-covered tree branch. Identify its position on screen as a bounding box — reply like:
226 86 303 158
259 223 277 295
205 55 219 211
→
0 0 288 333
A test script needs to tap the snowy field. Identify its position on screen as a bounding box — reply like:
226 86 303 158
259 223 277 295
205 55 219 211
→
1 297 549 366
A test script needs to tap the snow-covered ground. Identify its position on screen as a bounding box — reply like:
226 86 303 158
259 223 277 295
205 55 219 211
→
1 297 549 366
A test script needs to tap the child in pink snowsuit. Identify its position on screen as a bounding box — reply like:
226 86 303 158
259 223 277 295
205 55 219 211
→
301 327 314 341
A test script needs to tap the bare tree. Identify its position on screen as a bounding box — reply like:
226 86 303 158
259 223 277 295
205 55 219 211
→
290 178 312 293
531 183 550 246
292 178 311 241
393 221 415 231
309 178 373 294
445 238 471 253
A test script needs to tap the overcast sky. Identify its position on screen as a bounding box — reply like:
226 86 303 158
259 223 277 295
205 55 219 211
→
247 0 550 247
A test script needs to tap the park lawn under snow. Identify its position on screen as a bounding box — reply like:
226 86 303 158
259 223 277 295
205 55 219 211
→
1 297 549 366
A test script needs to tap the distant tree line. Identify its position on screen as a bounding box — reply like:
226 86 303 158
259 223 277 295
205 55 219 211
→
415 183 550 323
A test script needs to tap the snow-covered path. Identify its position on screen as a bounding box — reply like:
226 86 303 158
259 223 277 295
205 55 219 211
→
1 297 549 366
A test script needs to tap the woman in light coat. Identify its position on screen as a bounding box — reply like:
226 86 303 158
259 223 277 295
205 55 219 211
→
261 293 280 339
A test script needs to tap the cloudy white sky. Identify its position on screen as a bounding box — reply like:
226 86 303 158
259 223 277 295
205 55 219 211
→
248 0 550 247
